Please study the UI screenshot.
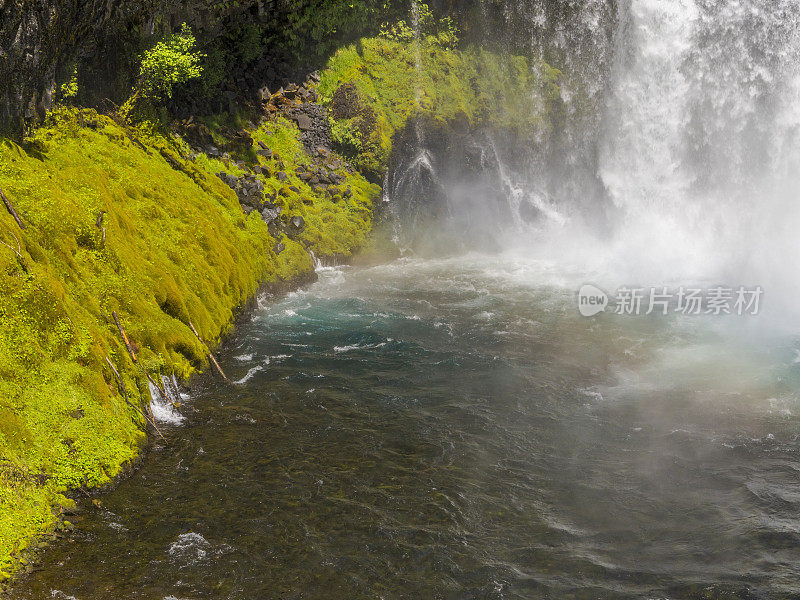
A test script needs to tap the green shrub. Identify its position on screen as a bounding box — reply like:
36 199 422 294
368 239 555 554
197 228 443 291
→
329 117 363 154
379 3 460 49
138 24 205 101
59 68 79 102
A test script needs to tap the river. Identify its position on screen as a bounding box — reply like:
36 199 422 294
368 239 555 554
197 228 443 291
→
12 255 800 599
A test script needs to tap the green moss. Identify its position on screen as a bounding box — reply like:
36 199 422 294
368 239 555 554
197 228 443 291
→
0 106 371 582
318 37 562 178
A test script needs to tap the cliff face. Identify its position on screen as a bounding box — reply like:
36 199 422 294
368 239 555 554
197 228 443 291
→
0 0 155 134
0 0 413 135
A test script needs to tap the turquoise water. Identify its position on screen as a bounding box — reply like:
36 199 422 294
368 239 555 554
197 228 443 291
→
12 256 800 599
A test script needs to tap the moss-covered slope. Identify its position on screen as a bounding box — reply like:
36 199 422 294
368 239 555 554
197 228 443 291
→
319 36 562 178
0 107 377 581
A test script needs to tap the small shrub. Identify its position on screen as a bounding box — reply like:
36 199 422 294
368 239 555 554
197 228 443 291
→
137 24 205 101
379 3 459 49
60 68 79 102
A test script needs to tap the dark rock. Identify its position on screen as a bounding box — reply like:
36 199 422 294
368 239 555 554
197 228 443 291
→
290 215 305 231
294 113 313 131
273 242 286 255
277 172 288 182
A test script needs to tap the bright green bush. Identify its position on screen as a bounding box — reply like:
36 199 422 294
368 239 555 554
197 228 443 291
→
138 24 205 101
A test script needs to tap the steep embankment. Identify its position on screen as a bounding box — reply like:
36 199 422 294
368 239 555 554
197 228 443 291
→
0 107 377 581
0 31 560 585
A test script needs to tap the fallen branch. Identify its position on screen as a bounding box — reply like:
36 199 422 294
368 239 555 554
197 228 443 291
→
105 356 167 443
188 320 231 383
110 311 178 406
0 187 25 229
112 310 137 363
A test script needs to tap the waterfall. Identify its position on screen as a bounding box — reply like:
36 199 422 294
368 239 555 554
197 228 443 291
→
389 0 800 320
596 0 800 313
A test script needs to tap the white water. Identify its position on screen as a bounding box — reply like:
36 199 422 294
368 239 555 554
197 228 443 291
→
594 0 800 307
398 0 800 327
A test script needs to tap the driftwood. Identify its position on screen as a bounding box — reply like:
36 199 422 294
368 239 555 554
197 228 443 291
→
0 187 25 230
105 356 167 443
188 320 231 383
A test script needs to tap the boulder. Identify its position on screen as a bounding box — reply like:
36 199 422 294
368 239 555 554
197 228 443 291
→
261 207 281 224
294 113 313 131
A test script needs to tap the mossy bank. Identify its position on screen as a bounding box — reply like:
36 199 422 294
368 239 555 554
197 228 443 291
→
0 30 560 586
0 106 378 582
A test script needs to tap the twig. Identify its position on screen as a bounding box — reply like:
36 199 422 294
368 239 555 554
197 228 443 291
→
0 187 25 229
188 320 231 383
105 356 167 443
112 311 137 363
0 227 28 272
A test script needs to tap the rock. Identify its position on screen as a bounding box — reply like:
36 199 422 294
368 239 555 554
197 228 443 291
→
258 141 269 150
273 242 286 255
294 113 313 131
258 148 273 159
289 186 300 193
261 207 280 224
258 85 271 101
290 215 305 231
277 172 288 182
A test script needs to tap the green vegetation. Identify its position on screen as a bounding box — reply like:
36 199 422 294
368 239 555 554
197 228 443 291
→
0 106 377 582
379 2 460 49
319 35 562 178
123 25 205 121
138 25 204 101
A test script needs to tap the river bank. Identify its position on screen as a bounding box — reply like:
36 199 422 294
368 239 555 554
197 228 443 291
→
0 27 558 584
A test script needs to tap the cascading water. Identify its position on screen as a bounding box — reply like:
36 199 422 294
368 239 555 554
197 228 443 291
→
597 0 800 299
393 0 800 322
